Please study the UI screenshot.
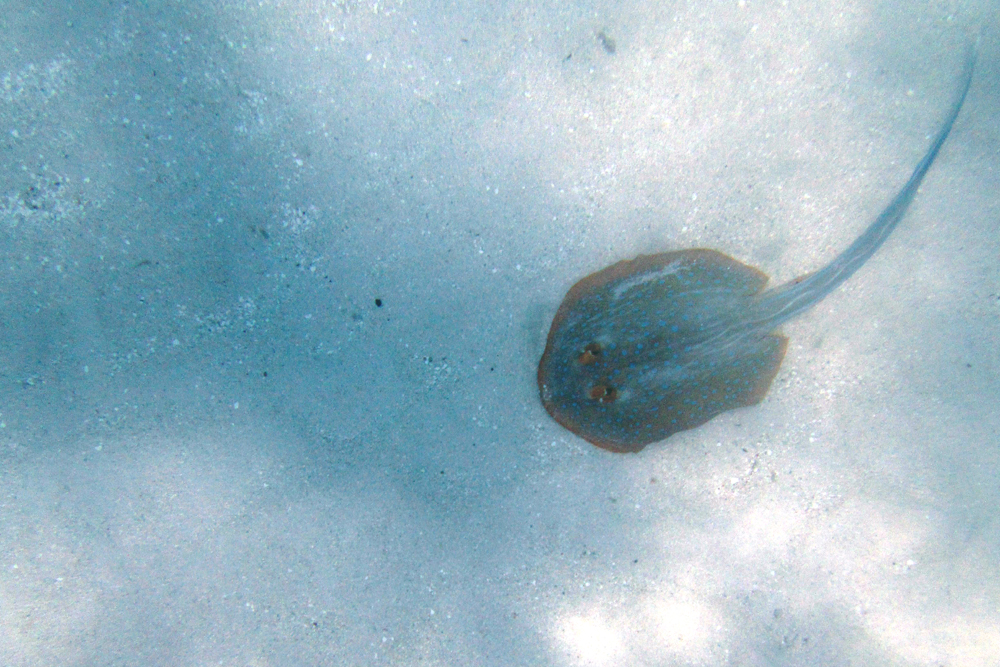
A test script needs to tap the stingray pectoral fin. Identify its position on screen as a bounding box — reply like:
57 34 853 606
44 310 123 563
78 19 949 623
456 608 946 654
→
649 332 789 433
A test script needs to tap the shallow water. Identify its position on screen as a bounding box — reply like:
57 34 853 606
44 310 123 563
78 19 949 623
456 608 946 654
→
1 2 998 665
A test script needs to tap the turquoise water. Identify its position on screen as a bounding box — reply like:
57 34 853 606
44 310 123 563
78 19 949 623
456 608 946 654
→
0 2 996 665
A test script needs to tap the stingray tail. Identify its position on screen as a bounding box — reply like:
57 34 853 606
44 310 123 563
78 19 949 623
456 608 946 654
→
752 42 977 329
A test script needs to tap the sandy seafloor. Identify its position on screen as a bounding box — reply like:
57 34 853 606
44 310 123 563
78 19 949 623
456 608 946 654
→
1 0 998 665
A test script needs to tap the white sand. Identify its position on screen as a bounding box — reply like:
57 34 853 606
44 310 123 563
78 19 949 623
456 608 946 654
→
1 1 998 664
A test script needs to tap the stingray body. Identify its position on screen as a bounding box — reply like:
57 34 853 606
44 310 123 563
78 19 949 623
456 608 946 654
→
538 50 976 453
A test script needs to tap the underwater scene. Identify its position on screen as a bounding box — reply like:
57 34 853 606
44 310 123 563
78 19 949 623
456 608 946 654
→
1 1 997 665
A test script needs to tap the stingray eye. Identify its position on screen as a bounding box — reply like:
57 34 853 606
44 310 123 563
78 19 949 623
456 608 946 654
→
588 384 618 403
578 342 603 365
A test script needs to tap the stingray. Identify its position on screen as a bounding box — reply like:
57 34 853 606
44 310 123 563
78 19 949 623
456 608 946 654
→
537 50 976 453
